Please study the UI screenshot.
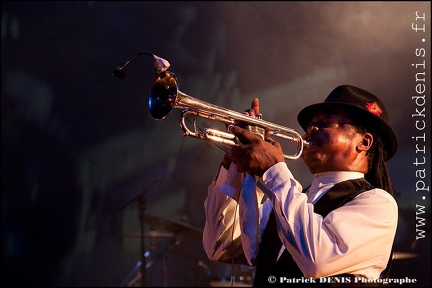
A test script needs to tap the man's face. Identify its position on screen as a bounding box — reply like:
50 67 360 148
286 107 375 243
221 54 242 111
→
301 108 366 174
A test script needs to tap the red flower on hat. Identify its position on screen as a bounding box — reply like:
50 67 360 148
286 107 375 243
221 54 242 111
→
365 102 382 116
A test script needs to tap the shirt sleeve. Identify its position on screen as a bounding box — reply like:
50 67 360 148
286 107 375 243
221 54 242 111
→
203 163 272 265
202 163 246 263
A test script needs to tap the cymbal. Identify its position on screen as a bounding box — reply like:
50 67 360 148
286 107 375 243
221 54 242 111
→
210 281 252 287
123 231 175 238
393 252 418 260
142 215 203 240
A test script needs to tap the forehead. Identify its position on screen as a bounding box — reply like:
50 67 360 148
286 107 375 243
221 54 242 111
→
310 107 351 121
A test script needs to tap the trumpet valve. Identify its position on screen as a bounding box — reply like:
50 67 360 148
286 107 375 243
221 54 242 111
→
203 128 238 146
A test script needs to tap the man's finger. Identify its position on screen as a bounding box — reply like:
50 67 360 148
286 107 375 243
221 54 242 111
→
229 125 260 143
251 98 260 115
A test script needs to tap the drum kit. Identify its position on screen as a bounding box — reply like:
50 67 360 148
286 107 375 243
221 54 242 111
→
120 214 254 287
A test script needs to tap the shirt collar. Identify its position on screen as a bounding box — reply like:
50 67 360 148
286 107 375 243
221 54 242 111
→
310 171 364 191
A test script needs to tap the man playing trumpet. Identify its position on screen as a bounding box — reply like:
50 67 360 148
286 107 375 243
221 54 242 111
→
203 85 398 287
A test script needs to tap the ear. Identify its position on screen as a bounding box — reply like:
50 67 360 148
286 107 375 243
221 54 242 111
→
357 132 373 152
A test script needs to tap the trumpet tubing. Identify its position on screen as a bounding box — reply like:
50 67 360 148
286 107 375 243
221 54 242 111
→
149 71 309 160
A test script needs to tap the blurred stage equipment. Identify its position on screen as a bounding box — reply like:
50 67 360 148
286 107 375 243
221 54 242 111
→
210 281 252 287
142 215 203 239
209 264 255 287
392 252 418 260
113 53 310 160
120 215 203 287
123 231 174 239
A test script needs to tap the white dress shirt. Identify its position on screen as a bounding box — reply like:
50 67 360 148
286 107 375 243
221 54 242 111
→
203 161 398 279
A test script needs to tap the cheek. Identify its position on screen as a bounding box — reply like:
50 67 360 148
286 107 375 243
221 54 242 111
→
334 136 353 149
310 133 353 157
331 134 359 159
302 130 356 160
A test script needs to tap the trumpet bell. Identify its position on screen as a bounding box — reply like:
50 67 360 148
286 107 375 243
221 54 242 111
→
148 71 178 120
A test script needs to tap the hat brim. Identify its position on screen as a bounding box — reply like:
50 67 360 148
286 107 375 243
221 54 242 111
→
297 102 398 160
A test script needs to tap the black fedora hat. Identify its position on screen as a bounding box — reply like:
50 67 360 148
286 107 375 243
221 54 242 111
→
297 85 398 160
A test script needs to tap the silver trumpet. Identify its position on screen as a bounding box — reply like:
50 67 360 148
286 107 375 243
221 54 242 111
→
113 53 309 159
148 70 310 160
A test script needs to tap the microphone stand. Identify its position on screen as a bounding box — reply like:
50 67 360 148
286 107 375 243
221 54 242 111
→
119 193 149 287
138 194 147 287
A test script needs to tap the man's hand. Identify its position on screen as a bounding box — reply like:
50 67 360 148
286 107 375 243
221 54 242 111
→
229 125 284 176
221 98 261 170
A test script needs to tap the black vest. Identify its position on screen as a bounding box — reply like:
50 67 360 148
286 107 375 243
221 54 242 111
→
253 178 392 287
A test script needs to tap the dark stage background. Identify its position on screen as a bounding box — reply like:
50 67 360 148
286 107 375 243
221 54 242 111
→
1 1 431 287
